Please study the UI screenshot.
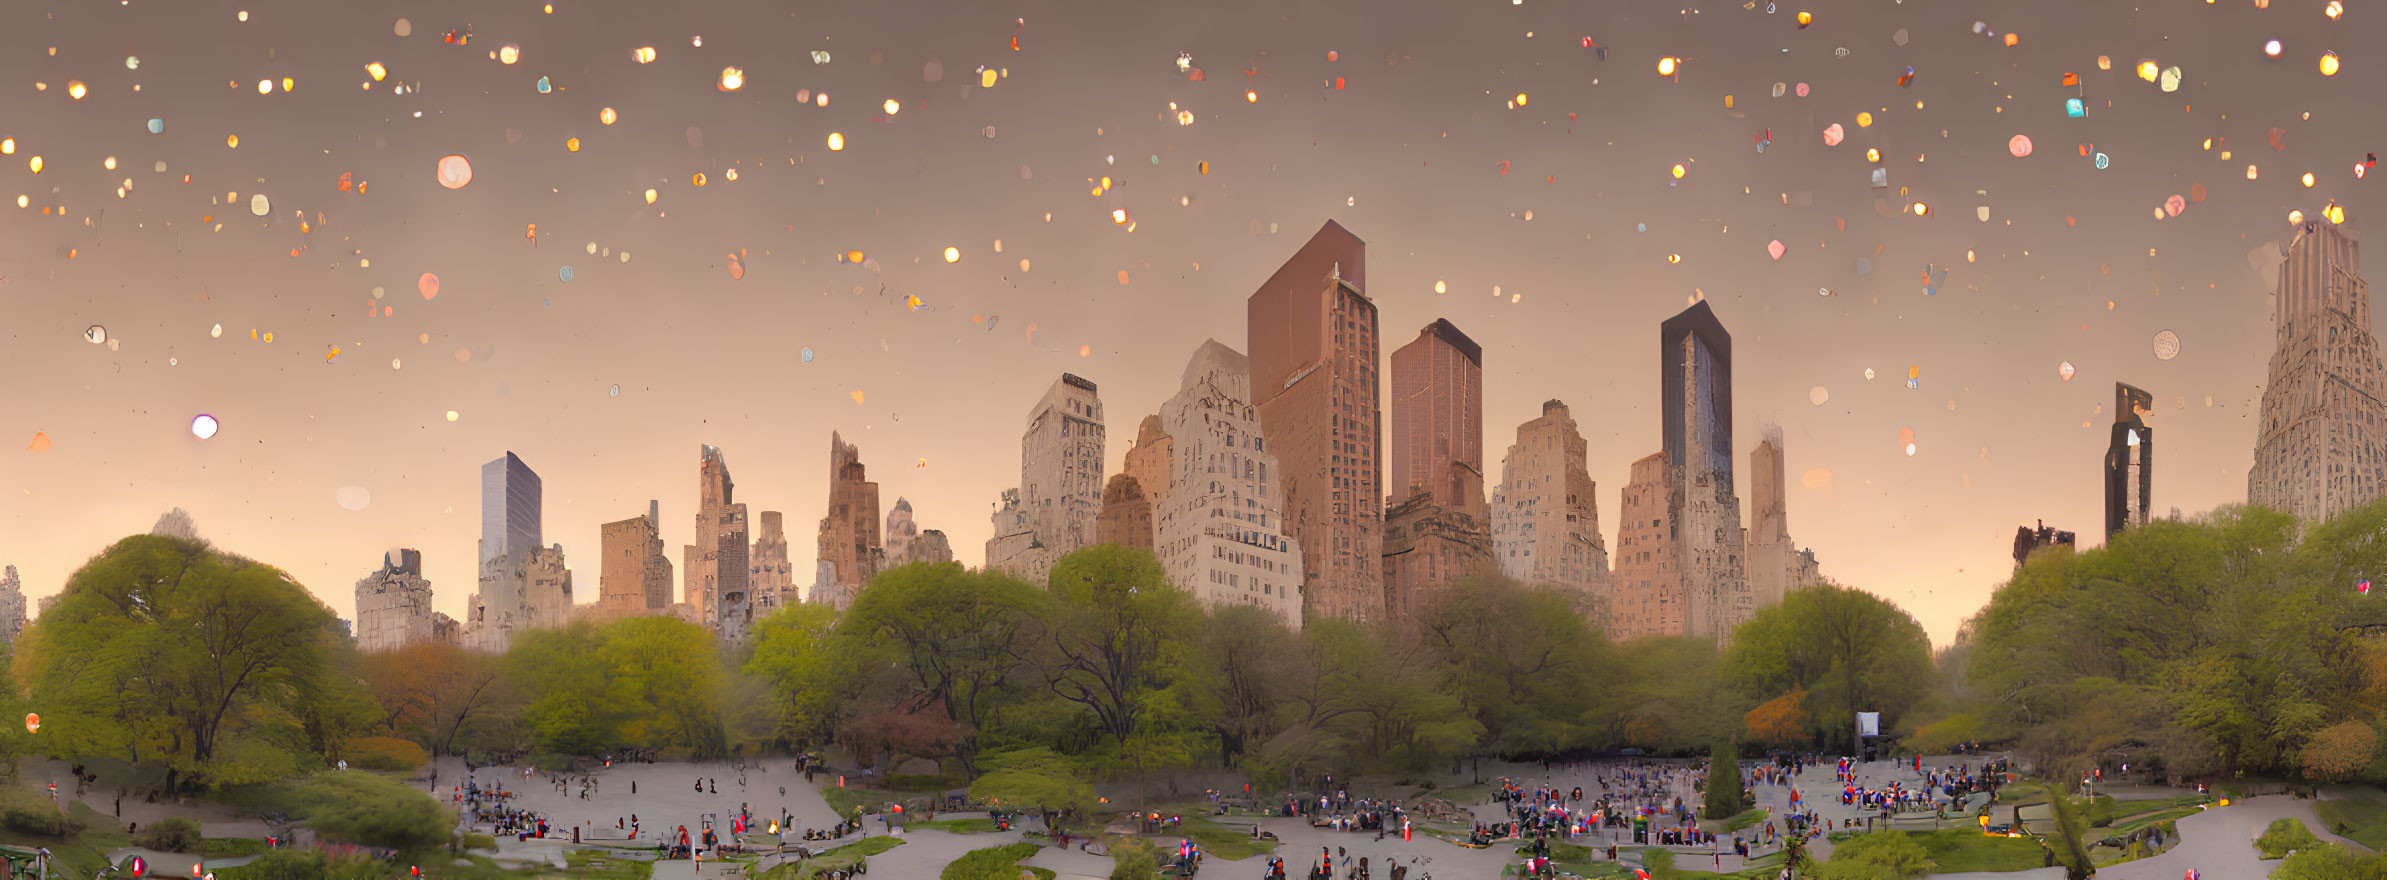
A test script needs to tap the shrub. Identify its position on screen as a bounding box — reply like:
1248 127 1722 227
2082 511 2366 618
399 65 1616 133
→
1811 830 1935 880
142 816 203 852
1109 837 1160 880
940 842 1040 880
242 848 400 880
344 737 429 772
2258 818 2323 860
0 787 85 838
284 772 452 853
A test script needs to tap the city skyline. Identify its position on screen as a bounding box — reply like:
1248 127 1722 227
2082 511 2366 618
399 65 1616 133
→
9 0 2380 647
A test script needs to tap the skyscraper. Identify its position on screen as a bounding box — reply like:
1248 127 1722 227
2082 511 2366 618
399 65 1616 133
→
1154 340 1304 628
1122 415 1174 518
2105 383 2155 540
884 498 921 563
1247 220 1383 623
813 432 884 608
354 549 447 652
466 543 572 653
986 374 1107 585
688 445 751 643
598 501 674 619
1610 452 1683 638
0 565 23 646
1490 400 1611 615
1096 475 1156 554
1389 319 1487 521
2250 221 2387 522
1660 301 1751 640
750 510 793 615
1744 430 1822 608
479 452 543 571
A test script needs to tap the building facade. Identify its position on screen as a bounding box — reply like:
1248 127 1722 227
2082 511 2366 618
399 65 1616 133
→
750 510 793 616
1097 475 1157 554
354 549 451 652
2012 520 2078 569
884 498 921 564
466 543 572 653
1388 319 1488 521
597 500 674 620
1609 452 1683 638
1123 415 1175 519
890 529 956 567
1155 340 1306 628
1661 301 1752 640
479 452 543 572
1381 492 1494 622
986 374 1107 585
688 445 752 644
1247 220 1383 623
2251 222 2387 523
2105 383 2156 540
1745 432 1821 608
0 565 22 646
1490 400 1612 616
813 431 884 608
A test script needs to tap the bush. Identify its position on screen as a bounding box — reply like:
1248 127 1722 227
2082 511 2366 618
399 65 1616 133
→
460 832 497 851
143 816 203 852
284 772 452 853
343 737 429 772
1108 837 1160 880
0 787 85 838
1811 830 1936 880
940 842 1040 880
240 847 401 880
2258 817 2324 860
1704 742 1746 819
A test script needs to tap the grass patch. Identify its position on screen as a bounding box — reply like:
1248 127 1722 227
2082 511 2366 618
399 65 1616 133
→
908 818 999 834
1896 828 2046 873
0 800 135 878
2112 807 2198 835
559 849 660 879
886 772 960 792
1162 812 1276 861
199 836 270 857
755 835 908 880
821 784 876 817
2319 788 2387 851
939 842 1040 880
2258 817 2323 860
1701 808 1767 834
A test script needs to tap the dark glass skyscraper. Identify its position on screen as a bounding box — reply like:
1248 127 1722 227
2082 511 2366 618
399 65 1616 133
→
479 452 543 570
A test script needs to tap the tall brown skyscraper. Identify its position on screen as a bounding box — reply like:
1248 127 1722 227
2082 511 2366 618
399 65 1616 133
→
1389 319 1488 521
2250 221 2386 522
1248 220 1384 623
1610 452 1682 638
688 445 752 644
813 432 884 608
1661 301 1751 640
1744 431 1821 609
598 500 674 619
750 510 793 616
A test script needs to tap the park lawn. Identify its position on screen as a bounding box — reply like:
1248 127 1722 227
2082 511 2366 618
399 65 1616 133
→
0 800 136 878
755 835 906 880
200 836 270 857
1700 808 1767 834
908 817 999 833
1637 847 1794 880
557 849 659 878
1164 812 1277 860
2318 788 2387 851
2258 817 2322 859
1901 827 2046 872
821 784 876 817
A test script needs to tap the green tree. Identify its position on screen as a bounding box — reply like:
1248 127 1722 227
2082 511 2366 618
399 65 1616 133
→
837 562 1035 775
1724 583 1934 751
1196 604 1300 769
1419 576 1606 758
744 600 851 749
1703 742 1746 819
1029 546 1201 750
18 535 339 790
967 747 1097 831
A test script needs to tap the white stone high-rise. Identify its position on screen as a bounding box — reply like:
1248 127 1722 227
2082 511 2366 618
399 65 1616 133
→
986 374 1107 585
466 544 572 653
0 565 27 646
1155 341 1304 628
2251 221 2387 523
1490 400 1611 611
355 549 448 653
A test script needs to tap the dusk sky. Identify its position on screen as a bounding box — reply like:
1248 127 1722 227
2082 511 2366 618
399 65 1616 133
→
6 0 2377 645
